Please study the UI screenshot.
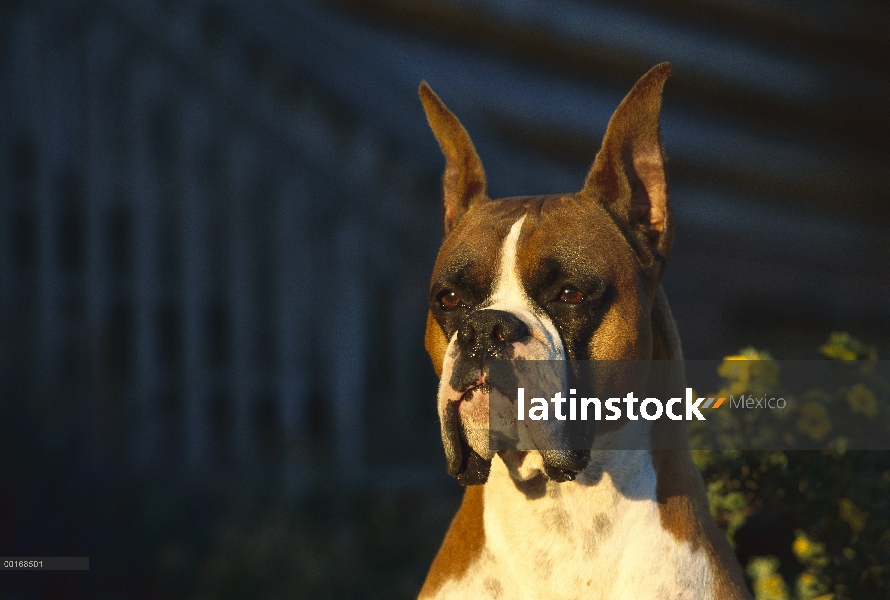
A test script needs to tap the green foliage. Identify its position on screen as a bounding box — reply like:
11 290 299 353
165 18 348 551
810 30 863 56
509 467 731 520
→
697 334 890 600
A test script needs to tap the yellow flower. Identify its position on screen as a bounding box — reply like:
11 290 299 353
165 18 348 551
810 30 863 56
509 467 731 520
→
793 536 812 559
797 402 831 441
718 356 751 396
838 498 869 533
718 348 777 397
747 555 790 600
755 573 789 600
820 331 877 361
846 383 878 418
795 570 829 600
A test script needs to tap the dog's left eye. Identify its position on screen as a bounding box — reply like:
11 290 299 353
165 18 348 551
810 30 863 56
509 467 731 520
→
438 290 462 310
559 287 585 304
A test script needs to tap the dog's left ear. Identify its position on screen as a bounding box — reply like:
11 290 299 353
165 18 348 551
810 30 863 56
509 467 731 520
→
580 63 672 266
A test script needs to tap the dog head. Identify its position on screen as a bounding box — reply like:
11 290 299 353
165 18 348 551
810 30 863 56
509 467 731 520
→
420 64 673 485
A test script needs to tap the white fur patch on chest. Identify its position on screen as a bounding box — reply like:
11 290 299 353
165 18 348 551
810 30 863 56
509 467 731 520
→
429 452 715 600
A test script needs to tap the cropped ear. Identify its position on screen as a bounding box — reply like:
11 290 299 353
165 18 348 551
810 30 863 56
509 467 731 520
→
580 63 672 266
419 81 488 237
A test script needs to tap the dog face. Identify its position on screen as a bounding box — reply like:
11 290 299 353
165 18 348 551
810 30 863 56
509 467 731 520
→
420 64 673 485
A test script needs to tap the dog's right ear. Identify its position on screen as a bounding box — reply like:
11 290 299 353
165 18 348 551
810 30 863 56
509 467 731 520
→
419 82 488 237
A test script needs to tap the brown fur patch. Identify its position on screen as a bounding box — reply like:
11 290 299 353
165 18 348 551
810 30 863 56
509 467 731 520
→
544 506 569 532
650 291 751 599
424 310 448 377
534 553 554 579
651 442 750 599
418 485 486 598
582 513 613 557
483 577 503 598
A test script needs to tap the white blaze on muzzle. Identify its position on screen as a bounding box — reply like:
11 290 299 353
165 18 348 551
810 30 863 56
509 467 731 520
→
484 215 565 361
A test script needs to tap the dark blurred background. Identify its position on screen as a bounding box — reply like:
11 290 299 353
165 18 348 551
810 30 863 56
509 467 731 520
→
0 0 888 598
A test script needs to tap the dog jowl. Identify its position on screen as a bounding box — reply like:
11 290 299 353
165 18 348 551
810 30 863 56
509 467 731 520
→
417 64 752 600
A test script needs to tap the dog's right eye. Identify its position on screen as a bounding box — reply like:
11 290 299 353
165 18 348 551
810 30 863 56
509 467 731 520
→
438 290 462 311
559 287 585 304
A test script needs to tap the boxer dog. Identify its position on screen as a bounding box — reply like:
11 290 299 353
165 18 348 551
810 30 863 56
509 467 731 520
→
416 64 751 599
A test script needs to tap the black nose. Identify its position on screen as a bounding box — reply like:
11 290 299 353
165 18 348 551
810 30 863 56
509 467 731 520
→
456 309 530 360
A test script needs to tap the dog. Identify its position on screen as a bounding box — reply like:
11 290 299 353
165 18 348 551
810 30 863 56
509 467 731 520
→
416 64 752 599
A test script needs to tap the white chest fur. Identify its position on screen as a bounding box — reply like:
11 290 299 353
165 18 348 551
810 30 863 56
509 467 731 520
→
430 451 715 600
